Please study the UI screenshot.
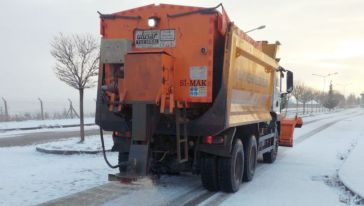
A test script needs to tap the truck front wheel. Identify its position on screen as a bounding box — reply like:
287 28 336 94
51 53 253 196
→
218 138 244 193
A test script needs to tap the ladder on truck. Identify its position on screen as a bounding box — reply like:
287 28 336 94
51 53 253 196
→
175 107 188 163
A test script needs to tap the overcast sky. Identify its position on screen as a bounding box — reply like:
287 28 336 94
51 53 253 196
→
1 0 363 113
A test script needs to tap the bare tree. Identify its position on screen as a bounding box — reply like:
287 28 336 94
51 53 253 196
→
291 81 305 113
312 90 322 113
301 87 313 114
50 33 99 143
346 94 357 107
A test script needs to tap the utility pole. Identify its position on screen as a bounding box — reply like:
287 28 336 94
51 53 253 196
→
38 98 44 120
2 97 9 121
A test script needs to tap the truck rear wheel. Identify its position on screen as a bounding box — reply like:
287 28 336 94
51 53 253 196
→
200 155 219 191
263 130 278 163
243 135 257 182
218 139 244 193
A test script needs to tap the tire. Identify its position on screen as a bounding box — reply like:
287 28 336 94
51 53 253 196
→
263 129 278 163
218 139 244 193
243 135 257 182
200 155 219 191
118 152 129 173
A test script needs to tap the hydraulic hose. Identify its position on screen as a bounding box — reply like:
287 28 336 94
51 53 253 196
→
99 127 120 169
98 91 126 169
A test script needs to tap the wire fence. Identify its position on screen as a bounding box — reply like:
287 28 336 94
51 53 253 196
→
282 102 360 117
283 103 329 117
0 98 96 122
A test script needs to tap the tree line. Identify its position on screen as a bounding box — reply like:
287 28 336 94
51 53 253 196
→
284 81 361 114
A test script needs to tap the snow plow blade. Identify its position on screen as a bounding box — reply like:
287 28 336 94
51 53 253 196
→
279 117 303 147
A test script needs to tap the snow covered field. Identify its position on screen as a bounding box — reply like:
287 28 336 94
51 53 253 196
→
0 117 95 130
0 125 99 139
0 109 363 206
0 117 98 139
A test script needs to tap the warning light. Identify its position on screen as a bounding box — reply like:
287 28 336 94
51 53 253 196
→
148 17 159 27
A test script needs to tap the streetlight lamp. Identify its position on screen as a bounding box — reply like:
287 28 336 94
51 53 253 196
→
312 72 338 112
245 25 266 34
312 72 338 93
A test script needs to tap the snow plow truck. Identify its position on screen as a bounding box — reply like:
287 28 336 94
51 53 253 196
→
96 3 302 193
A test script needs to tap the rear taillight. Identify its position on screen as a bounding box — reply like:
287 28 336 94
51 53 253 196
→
206 135 213 144
113 131 131 138
204 135 224 144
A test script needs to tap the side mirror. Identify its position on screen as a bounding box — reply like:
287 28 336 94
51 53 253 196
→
286 70 293 93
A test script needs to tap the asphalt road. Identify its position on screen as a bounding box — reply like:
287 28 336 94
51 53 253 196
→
0 128 106 147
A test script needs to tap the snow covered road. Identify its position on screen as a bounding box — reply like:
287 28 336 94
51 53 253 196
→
200 110 364 206
0 109 363 206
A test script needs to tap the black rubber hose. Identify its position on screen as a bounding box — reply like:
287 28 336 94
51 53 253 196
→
99 91 124 169
99 127 120 169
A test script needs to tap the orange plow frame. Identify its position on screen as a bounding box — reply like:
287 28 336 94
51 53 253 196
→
279 116 303 147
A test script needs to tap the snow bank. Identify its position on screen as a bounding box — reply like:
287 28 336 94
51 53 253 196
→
36 135 112 154
339 137 364 198
0 117 95 131
0 125 100 139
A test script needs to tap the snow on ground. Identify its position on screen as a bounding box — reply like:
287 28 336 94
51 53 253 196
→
211 110 364 206
0 109 363 206
0 135 116 206
36 135 111 152
0 125 99 139
0 117 95 130
339 136 364 198
103 175 203 206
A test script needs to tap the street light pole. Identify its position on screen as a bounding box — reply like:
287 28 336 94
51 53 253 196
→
245 25 266 33
312 72 338 112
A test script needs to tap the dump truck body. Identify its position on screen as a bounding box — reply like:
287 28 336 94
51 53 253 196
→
96 4 299 193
